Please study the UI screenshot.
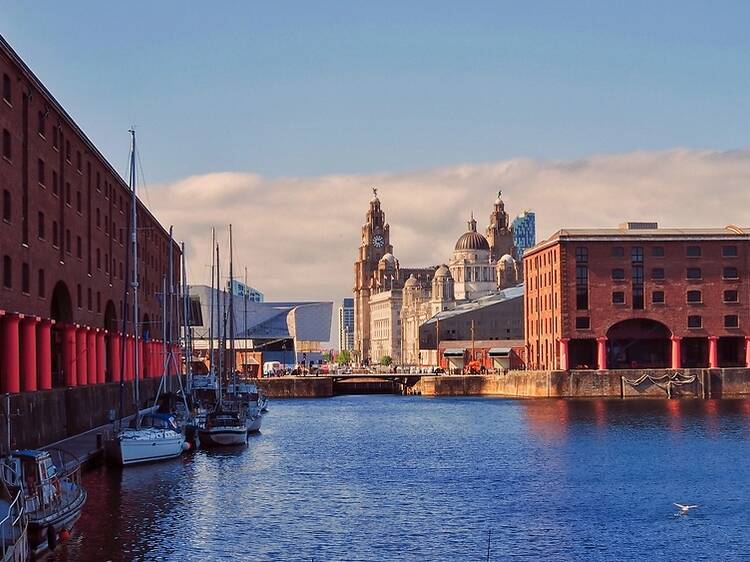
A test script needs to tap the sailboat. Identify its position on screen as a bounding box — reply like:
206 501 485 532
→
105 130 187 466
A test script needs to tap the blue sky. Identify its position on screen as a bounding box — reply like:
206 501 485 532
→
3 1 749 184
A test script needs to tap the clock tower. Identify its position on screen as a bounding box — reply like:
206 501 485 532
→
353 188 393 363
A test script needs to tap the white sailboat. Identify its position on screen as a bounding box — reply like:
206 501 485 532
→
105 130 186 466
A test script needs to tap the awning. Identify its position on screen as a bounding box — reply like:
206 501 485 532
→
488 347 511 357
443 348 466 358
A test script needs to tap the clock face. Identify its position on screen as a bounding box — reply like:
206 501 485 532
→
373 235 385 249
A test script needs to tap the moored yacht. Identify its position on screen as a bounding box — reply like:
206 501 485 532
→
198 409 248 447
106 414 186 466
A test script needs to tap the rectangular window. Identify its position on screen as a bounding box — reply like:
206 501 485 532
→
652 246 665 257
652 291 665 304
575 265 588 310
52 171 58 196
65 182 71 205
65 229 71 254
2 129 11 160
686 245 701 257
37 111 45 137
688 315 702 329
687 267 702 280
37 159 45 186
76 151 82 171
723 267 739 280
575 247 588 264
2 256 11 288
611 268 625 281
631 247 643 263
724 290 739 303
76 191 82 213
37 212 45 239
612 291 625 304
65 140 71 162
632 264 644 310
2 74 10 104
612 246 624 257
575 317 590 330
725 315 739 329
52 126 59 149
21 263 29 294
52 221 59 247
687 290 702 303
38 269 45 298
2 190 10 222
722 245 738 258
76 236 82 259
651 267 665 280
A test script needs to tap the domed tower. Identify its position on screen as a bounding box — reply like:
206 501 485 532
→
449 214 495 300
354 188 394 362
431 264 455 314
375 252 400 291
486 190 514 261
496 253 519 289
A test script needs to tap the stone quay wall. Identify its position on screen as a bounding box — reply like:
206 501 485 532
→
256 377 334 398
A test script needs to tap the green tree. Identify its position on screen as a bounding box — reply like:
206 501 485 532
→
322 351 333 363
336 350 352 365
380 355 392 366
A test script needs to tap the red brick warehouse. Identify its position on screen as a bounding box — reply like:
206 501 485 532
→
524 222 750 371
0 34 179 393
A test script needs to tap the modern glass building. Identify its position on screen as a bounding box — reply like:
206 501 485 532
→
512 211 536 259
227 279 264 302
338 297 355 351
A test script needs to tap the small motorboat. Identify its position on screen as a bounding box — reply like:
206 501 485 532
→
1 449 85 555
105 413 187 466
198 410 248 447
246 414 262 434
0 477 28 562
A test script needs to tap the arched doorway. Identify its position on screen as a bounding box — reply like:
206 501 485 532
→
607 319 671 369
50 281 73 387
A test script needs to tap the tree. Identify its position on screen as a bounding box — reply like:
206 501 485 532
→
336 349 352 365
322 351 333 363
380 355 392 366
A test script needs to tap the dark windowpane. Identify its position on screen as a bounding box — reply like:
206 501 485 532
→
2 130 11 160
575 317 590 330
686 246 701 257
631 247 643 263
38 269 45 298
2 256 11 288
651 267 665 280
652 246 665 257
575 247 588 264
612 246 624 257
722 245 738 258
687 290 702 303
21 263 29 294
611 268 625 281
575 265 588 310
612 291 625 304
2 190 10 222
725 315 739 328
723 290 738 303
652 291 665 304
687 267 701 279
687 315 702 329
723 267 739 280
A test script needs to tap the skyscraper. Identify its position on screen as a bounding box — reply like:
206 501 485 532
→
512 211 536 259
338 298 355 351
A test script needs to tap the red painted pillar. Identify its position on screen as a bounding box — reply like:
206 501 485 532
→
87 329 97 384
1 314 22 393
20 316 38 392
124 336 132 381
37 319 53 390
109 334 121 382
62 324 77 387
143 341 151 378
137 338 144 380
670 336 682 369
559 338 570 371
708 336 719 368
596 337 607 370
76 326 88 385
96 330 106 384
153 341 162 377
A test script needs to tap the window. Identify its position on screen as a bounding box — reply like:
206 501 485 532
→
686 245 701 257
688 315 702 329
2 74 10 104
652 291 665 304
37 159 45 186
87 288 92 311
2 129 11 160
612 246 624 257
65 229 71 254
725 315 739 329
651 267 665 280
96 248 101 269
652 246 665 257
65 140 71 162
38 269 45 298
2 256 10 288
37 212 45 239
722 245 738 258
52 126 59 149
52 171 58 196
575 247 588 264
576 265 588 310
21 263 29 294
631 247 643 263
632 264 644 310
724 290 738 303
575 317 590 330
52 221 59 247
95 208 100 228
611 268 625 281
612 291 625 304
2 190 10 222
96 172 101 192
96 291 101 313
37 111 45 137
76 236 82 259
687 290 702 303
104 253 109 273
687 267 702 280
76 151 82 171
65 182 71 205
723 267 739 280
76 191 82 213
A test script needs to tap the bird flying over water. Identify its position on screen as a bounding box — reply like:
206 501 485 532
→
674 503 699 514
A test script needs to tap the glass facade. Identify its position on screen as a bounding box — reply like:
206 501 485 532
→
512 211 536 259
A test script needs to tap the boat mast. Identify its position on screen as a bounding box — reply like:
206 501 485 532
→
128 129 141 423
244 266 248 378
216 242 222 402
182 241 193 392
228 225 236 389
208 227 215 379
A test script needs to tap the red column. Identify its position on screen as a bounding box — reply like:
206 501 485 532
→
20 316 38 392
559 338 569 371
62 324 77 387
596 337 607 370
708 336 719 368
153 341 162 378
96 330 106 384
125 336 134 381
143 341 151 378
76 327 89 385
1 314 22 393
137 338 144 379
37 319 53 390
670 336 682 369
745 337 750 368
109 334 121 382
87 329 97 384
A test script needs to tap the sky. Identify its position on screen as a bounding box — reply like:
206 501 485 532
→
3 3 750 314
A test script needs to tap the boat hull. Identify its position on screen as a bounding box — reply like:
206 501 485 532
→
28 488 87 555
246 416 262 434
198 427 248 447
106 433 185 466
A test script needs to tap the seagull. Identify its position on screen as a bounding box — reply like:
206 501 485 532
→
674 503 699 514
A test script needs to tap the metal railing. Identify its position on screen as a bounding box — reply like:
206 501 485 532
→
0 489 25 561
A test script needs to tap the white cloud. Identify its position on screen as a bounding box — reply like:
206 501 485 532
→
148 148 750 303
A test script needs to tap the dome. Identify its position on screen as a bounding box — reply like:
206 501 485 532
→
379 253 396 265
455 231 490 251
433 264 451 279
404 274 418 288
499 253 515 265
